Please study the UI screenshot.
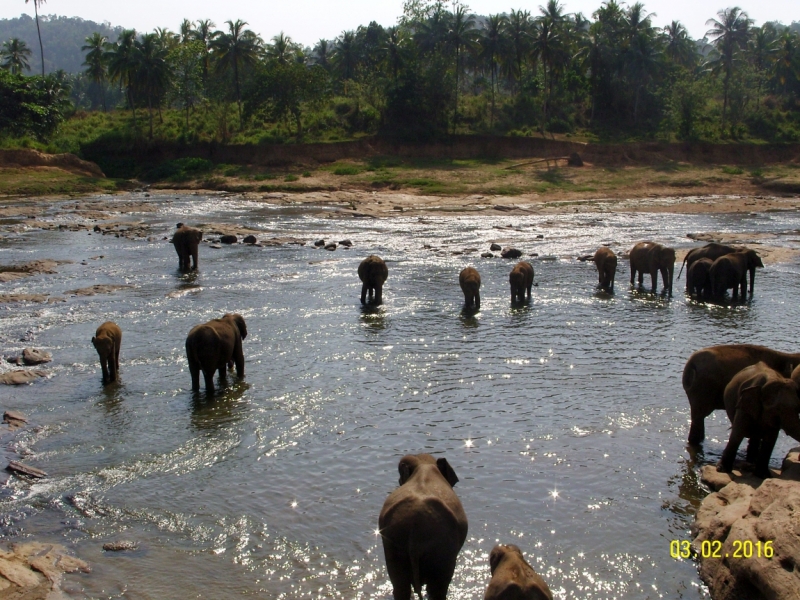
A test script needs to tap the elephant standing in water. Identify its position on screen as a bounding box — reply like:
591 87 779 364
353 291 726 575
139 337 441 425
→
593 247 617 291
185 313 247 392
686 258 713 299
172 224 203 271
484 544 552 600
509 261 534 303
459 267 481 309
677 242 739 289
379 453 468 600
682 344 800 444
629 241 675 295
719 362 800 478
92 321 122 384
359 255 388 305
709 249 764 301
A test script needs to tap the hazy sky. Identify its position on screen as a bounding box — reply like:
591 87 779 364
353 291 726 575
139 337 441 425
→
2 0 797 46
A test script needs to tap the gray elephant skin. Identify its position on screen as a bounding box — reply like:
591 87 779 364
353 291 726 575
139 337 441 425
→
628 241 675 295
484 544 552 600
359 255 388 305
677 242 739 289
718 362 800 478
509 261 534 303
593 247 617 291
185 313 247 392
682 344 800 444
709 249 764 300
686 258 713 299
172 225 203 271
378 453 468 600
92 321 122 384
459 267 481 308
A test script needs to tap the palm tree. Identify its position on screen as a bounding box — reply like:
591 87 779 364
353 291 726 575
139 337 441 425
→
25 0 46 76
107 29 140 129
448 5 478 132
480 14 506 128
192 19 217 88
663 21 696 68
332 30 357 82
268 32 297 65
748 25 778 106
180 19 194 44
773 31 800 98
81 32 108 110
705 7 751 133
503 9 531 86
210 19 261 127
135 33 171 138
625 3 658 124
1 38 32 74
383 26 405 84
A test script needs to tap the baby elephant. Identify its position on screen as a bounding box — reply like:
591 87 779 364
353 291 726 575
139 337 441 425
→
459 267 481 309
379 453 468 600
185 313 247 392
718 361 800 478
485 544 552 600
509 261 534 303
172 224 203 271
358 255 389 305
687 258 713 299
593 246 617 291
92 321 122 384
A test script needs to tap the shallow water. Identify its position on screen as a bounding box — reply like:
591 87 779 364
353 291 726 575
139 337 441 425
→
2 194 800 599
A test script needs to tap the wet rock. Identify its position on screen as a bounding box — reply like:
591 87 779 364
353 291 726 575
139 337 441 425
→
6 461 47 478
0 294 48 304
0 260 64 283
22 348 51 365
481 252 494 258
3 411 27 424
220 234 238 244
501 248 522 259
536 234 544 239
209 244 222 249
339 239 353 247
423 244 432 249
324 243 337 251
93 224 102 232
0 370 46 385
66 284 132 297
102 541 138 552
243 235 258 244
314 239 325 247
490 243 502 251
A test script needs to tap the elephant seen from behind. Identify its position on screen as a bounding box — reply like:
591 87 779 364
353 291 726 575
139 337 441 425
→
678 242 739 289
359 255 389 305
185 313 247 393
686 258 713 299
92 321 122 384
709 249 764 301
629 241 675 295
172 224 203 271
484 544 552 600
459 267 481 309
718 362 800 478
593 246 617 291
379 453 468 600
509 261 534 304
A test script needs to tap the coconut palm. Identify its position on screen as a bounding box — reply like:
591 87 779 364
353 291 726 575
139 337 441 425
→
210 19 261 126
480 14 507 128
1 38 32 74
663 21 696 68
383 26 405 84
503 9 531 85
107 29 140 128
312 39 331 71
448 5 478 131
192 19 217 87
135 32 171 138
705 7 752 132
267 32 298 65
25 0 46 75
81 32 108 110
180 19 194 44
332 30 357 81
748 25 778 105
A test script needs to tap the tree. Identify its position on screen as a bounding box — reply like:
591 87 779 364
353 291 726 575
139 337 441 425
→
705 7 751 133
1 38 32 74
332 30 358 82
663 21 696 68
106 29 140 129
267 32 300 65
135 33 171 138
25 0 46 76
503 9 531 86
192 19 217 88
312 39 331 71
480 14 506 128
210 19 261 127
81 32 108 110
169 40 205 130
448 5 478 132
0 69 70 139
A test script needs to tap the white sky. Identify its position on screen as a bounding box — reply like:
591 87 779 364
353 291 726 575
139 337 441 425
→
2 0 797 47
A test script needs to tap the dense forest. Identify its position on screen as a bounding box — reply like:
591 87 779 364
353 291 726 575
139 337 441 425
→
0 1 799 152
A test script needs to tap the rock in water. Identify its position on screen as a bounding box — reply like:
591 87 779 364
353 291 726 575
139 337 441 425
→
501 248 522 259
490 243 502 251
220 235 238 244
324 243 337 251
22 348 51 365
6 461 47 478
481 252 494 258
314 239 325 247
338 239 353 247
0 370 46 385
102 541 138 552
243 235 258 244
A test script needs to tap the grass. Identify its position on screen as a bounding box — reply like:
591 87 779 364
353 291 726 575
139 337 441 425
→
0 168 126 196
722 166 744 175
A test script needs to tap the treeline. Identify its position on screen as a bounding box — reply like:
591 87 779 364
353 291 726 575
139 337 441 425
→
1 1 800 147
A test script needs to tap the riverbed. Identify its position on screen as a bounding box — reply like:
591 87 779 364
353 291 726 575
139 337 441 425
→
2 193 800 599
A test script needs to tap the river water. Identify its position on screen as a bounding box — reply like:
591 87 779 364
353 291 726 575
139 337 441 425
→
2 194 800 599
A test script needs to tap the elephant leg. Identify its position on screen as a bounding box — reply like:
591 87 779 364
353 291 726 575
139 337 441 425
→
202 367 215 393
526 284 532 299
745 437 761 464
234 348 245 378
688 401 712 445
108 358 117 383
218 365 227 385
755 427 780 478
375 285 383 305
650 270 658 293
475 292 480 309
100 358 110 384
749 268 755 295
360 283 367 304
630 267 635 285
638 272 643 286
189 361 201 391
191 249 198 270
384 550 412 600
719 412 748 472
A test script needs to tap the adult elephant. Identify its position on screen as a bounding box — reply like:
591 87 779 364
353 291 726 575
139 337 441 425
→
682 344 800 444
677 242 739 289
185 313 247 392
686 258 713 299
379 453 468 600
92 321 122 384
509 261 534 303
718 362 800 478
484 544 552 600
709 249 764 301
459 267 481 309
359 255 388 305
629 241 675 295
172 225 203 271
593 247 617 291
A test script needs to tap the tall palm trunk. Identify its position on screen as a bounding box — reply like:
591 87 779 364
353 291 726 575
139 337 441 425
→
33 1 44 76
234 60 242 129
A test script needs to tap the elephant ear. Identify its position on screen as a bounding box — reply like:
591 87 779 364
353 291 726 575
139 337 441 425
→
234 314 247 339
737 384 763 421
436 457 459 487
398 456 417 485
488 545 506 575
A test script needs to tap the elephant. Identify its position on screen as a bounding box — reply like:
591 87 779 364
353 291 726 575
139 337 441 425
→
92 321 122 384
677 242 739 289
172 225 203 271
686 258 713 299
185 313 247 392
709 249 764 301
629 241 675 295
509 261 534 303
378 453 468 600
718 362 800 478
359 255 388 305
484 544 552 600
593 246 617 291
682 344 800 444
459 267 481 309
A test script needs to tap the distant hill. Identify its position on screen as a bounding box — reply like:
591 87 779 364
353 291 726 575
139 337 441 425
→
0 14 122 74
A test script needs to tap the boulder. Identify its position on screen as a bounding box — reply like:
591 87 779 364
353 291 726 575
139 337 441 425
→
0 370 46 385
102 541 138 552
22 348 51 365
339 239 353 247
324 243 337 251
314 239 325 247
501 248 522 259
481 252 494 258
220 234 238 244
567 152 584 166
490 243 502 251
243 235 258 244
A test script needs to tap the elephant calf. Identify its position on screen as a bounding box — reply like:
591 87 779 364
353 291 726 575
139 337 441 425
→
509 261 534 303
92 321 122 384
719 362 800 478
686 258 713 299
678 242 739 289
185 313 247 392
485 544 552 600
379 453 468 600
358 255 388 305
459 267 481 309
172 224 203 271
629 241 675 296
593 246 617 291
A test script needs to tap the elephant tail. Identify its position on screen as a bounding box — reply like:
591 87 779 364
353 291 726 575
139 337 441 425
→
410 554 423 599
677 257 687 280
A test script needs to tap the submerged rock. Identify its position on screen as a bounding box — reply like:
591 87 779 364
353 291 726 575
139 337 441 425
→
481 252 494 258
324 243 337 251
0 370 47 385
243 235 258 244
0 541 90 597
22 348 51 365
220 234 238 244
314 239 325 247
102 541 138 552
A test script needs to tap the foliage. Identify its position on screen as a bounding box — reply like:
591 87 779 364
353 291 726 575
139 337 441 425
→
0 69 70 139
